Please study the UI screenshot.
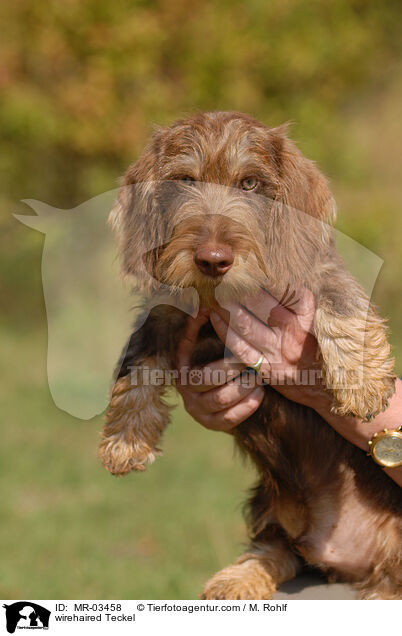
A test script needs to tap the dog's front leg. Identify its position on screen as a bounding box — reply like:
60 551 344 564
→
201 532 301 600
98 311 176 476
98 358 171 475
314 271 396 421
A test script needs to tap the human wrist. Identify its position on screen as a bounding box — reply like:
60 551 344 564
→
314 378 401 453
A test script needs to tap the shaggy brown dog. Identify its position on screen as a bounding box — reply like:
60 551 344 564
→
98 111 401 599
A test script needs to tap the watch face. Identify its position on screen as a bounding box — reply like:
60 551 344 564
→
373 434 402 468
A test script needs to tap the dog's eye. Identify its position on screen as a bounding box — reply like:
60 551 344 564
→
241 177 258 191
181 176 196 184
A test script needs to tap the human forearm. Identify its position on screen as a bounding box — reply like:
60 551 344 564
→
314 378 402 487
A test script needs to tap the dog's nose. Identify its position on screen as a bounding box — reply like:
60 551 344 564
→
194 244 234 277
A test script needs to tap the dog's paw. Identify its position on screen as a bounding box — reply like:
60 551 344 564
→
98 431 161 476
201 562 276 600
330 374 396 421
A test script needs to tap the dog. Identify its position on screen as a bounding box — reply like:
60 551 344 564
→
98 111 401 599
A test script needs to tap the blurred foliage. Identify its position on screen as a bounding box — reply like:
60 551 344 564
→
0 0 401 183
1 0 401 325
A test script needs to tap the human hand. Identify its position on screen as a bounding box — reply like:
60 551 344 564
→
210 287 327 411
176 288 326 432
176 309 265 432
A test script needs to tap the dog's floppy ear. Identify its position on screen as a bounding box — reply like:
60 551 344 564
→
268 124 337 226
109 128 166 293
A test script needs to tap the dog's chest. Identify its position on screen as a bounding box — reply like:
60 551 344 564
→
294 482 383 576
190 322 226 367
234 396 394 577
273 471 383 576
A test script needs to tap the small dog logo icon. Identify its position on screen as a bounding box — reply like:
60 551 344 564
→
2 602 51 633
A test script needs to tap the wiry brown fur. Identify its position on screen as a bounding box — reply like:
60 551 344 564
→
98 112 401 599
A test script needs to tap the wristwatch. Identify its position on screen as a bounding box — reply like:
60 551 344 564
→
367 427 402 468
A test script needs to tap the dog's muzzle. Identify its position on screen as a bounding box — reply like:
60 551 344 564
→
194 243 234 277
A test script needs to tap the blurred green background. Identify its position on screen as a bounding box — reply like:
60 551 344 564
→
0 0 401 598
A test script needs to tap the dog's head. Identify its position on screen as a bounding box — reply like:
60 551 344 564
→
111 111 336 304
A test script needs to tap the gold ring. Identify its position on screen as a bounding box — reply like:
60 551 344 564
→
247 353 265 374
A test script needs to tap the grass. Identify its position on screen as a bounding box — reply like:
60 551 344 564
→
0 328 254 599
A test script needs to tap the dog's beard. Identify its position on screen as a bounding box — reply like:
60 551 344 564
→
155 248 269 306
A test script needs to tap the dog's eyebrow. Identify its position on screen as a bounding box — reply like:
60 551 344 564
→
160 157 200 179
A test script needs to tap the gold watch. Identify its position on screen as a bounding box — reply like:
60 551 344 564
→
367 427 402 468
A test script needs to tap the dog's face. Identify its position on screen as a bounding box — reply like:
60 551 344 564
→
112 111 336 304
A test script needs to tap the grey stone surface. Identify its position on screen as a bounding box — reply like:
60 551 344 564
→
274 573 357 600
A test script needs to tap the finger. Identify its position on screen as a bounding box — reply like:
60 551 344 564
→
199 372 261 413
242 288 283 323
289 288 316 333
201 386 265 432
217 291 282 334
245 287 315 334
176 356 247 394
216 288 315 357
212 301 280 359
176 309 210 371
210 309 281 366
